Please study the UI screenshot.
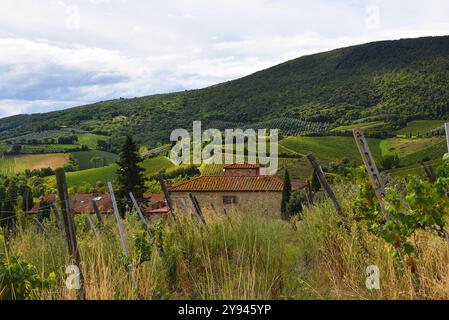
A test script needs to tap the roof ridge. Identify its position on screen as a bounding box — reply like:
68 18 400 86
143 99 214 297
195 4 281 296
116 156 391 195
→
170 174 283 192
177 175 276 178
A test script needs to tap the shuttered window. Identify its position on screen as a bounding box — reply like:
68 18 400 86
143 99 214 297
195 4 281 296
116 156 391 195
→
223 196 237 204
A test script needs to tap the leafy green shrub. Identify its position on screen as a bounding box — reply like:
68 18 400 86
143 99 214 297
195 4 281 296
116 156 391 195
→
353 165 449 268
380 154 400 170
0 235 56 300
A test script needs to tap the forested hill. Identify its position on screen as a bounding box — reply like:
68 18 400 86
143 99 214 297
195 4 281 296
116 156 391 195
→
1 35 449 147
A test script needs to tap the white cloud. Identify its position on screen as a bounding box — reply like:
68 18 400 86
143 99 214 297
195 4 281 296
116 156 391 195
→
0 99 79 117
0 0 448 117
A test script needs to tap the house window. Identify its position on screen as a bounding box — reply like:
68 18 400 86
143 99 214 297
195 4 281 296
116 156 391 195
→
223 196 237 204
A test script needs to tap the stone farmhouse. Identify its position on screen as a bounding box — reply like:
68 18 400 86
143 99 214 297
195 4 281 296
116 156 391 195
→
169 163 307 216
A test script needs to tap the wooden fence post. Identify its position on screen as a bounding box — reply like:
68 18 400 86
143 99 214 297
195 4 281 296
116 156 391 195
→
420 161 437 183
55 168 85 300
91 199 103 227
189 194 208 229
353 128 387 214
445 123 449 152
306 155 347 220
34 218 45 234
129 192 165 259
50 202 64 230
158 174 180 225
86 215 98 237
108 182 137 289
305 180 314 206
129 192 155 238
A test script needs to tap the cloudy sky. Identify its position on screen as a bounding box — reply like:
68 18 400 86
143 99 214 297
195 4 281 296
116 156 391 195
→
0 0 448 118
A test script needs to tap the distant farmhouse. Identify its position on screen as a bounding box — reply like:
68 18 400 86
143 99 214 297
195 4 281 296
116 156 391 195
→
29 164 307 219
169 163 307 216
29 193 168 219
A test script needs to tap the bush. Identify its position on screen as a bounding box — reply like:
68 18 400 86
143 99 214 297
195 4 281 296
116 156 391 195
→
380 154 400 170
0 235 56 300
286 190 304 218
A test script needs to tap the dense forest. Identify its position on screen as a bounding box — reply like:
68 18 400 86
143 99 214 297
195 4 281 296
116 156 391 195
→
1 36 448 149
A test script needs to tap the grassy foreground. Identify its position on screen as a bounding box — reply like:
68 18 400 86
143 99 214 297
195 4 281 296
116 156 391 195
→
2 182 449 300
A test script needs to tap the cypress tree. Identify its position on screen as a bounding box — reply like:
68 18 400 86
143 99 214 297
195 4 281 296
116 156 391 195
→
21 185 34 212
281 169 292 220
116 136 146 213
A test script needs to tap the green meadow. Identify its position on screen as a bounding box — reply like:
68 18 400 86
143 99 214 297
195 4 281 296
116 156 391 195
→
70 150 119 170
57 156 175 187
331 121 384 132
77 133 108 150
279 136 382 162
395 120 446 136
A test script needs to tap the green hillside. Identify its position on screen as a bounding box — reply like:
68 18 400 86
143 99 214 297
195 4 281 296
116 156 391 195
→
1 36 449 150
59 156 174 187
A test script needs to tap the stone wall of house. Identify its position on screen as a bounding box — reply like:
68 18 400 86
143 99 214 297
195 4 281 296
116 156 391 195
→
171 191 282 216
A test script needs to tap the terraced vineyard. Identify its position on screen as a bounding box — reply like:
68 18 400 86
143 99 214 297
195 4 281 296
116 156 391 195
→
0 156 16 176
1 129 87 144
21 144 83 154
279 136 383 162
242 118 333 136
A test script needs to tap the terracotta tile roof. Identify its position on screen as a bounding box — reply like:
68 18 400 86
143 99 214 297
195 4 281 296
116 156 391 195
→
28 193 168 215
223 163 261 169
170 175 283 192
291 180 309 191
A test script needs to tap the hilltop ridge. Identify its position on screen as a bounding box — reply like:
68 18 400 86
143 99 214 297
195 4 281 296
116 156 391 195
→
1 35 449 148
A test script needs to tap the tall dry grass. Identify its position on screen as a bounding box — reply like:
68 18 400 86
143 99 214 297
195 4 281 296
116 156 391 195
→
3 183 449 300
294 183 449 300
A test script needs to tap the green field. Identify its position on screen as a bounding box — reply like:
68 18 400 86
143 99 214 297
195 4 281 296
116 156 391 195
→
381 137 447 177
57 156 175 187
379 137 444 158
279 136 382 162
332 121 384 132
278 157 316 180
396 120 446 136
65 165 119 187
78 133 108 150
70 150 119 170
400 139 447 166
